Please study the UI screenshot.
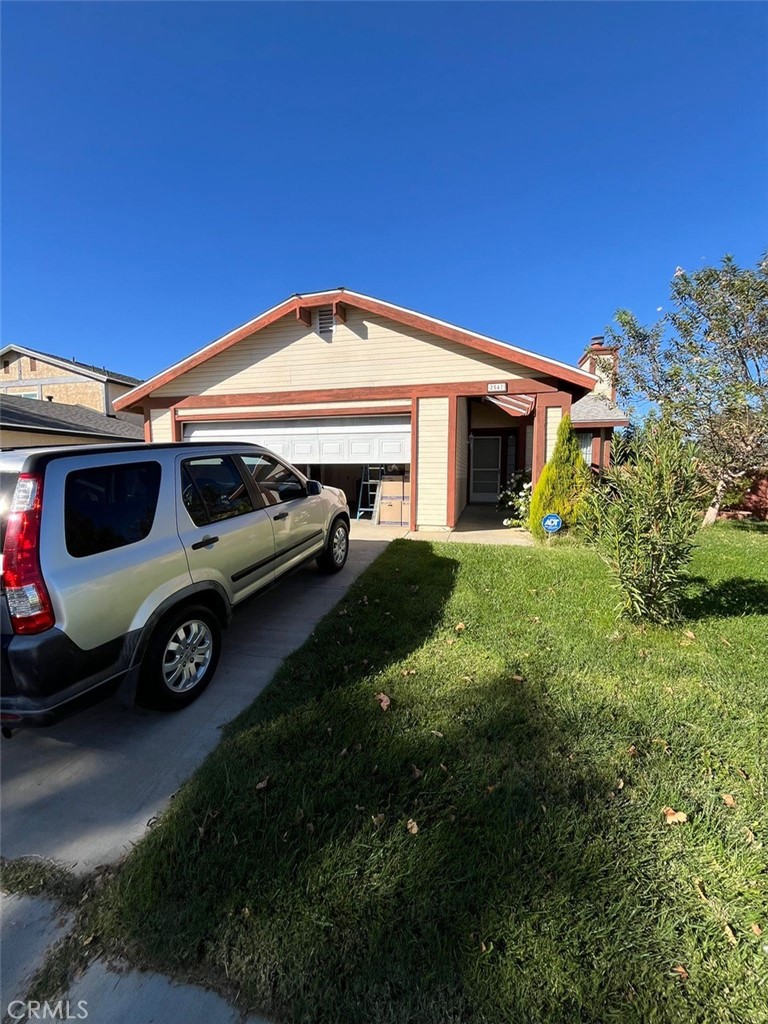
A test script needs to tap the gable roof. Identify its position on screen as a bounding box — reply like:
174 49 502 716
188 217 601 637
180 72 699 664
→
0 394 145 442
0 345 142 387
114 289 599 411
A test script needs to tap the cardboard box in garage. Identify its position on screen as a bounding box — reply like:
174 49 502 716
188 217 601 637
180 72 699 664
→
380 499 406 525
380 475 405 499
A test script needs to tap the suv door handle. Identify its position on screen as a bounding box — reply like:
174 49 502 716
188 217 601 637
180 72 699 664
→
191 535 219 550
273 512 289 521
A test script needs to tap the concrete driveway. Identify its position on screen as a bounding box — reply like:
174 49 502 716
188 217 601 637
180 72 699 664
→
0 535 389 874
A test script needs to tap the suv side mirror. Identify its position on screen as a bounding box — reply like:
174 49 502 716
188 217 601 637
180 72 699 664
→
307 480 322 496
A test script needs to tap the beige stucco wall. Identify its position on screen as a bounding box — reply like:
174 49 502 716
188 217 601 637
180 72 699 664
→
545 406 562 462
416 397 450 529
455 398 469 523
155 308 539 398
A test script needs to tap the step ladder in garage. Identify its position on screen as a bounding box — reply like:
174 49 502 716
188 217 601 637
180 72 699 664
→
356 464 385 520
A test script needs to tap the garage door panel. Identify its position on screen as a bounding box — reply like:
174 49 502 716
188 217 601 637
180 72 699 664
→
184 416 411 466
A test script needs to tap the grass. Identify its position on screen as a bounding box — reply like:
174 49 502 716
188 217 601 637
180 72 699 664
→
70 525 768 1021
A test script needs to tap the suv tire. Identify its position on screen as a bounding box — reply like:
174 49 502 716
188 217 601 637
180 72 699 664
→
316 517 349 574
137 605 222 710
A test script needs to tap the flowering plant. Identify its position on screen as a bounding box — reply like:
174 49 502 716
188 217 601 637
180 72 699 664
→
497 471 533 527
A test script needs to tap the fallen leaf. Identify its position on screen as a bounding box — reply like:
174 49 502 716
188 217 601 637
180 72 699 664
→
662 807 688 825
486 785 496 794
455 622 466 633
479 941 487 953
511 674 525 682
723 924 738 946
406 818 419 835
461 675 473 682
372 813 385 827
255 776 270 791
683 629 696 640
627 744 639 758
440 763 449 773
375 692 391 712
736 767 750 780
743 827 756 845
401 668 417 676
721 793 736 808
721 637 732 647
531 616 541 624
694 878 709 903
355 804 365 811
306 822 315 834
672 965 689 981
446 638 455 646
348 626 354 635
616 778 625 790
752 923 763 937
83 934 95 947
431 730 444 737
411 765 423 780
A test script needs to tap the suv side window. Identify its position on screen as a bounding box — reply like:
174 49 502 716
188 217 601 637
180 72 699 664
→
181 456 256 526
240 453 306 507
65 461 162 558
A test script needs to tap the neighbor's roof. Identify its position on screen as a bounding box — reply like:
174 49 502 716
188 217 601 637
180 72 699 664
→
0 394 145 441
0 344 142 387
571 393 629 426
114 288 599 410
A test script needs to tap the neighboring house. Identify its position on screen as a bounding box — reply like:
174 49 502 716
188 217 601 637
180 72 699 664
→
0 344 142 419
114 289 628 530
0 393 145 448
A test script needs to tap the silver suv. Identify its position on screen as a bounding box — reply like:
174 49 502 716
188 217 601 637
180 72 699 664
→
0 442 350 731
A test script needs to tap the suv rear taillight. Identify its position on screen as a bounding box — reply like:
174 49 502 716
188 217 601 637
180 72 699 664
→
1 473 55 634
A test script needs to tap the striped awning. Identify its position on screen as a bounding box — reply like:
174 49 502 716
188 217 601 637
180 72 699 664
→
485 393 536 417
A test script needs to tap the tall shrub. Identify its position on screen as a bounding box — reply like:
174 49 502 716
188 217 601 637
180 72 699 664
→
581 418 704 624
529 414 591 539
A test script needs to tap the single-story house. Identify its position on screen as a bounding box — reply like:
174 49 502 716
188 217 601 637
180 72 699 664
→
0 344 142 419
114 289 628 530
0 393 145 448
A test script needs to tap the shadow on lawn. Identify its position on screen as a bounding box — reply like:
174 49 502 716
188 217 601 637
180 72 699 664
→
103 541 696 1024
725 519 768 535
682 575 768 620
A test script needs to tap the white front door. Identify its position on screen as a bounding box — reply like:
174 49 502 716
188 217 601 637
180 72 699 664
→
470 436 501 503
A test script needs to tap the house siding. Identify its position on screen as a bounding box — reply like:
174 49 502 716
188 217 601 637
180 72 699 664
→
155 309 537 398
150 408 173 442
416 397 450 528
545 406 562 461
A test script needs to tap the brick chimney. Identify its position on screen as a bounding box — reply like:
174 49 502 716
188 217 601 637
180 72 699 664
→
578 336 617 400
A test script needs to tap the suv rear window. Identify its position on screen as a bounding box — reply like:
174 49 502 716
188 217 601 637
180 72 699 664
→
65 461 162 558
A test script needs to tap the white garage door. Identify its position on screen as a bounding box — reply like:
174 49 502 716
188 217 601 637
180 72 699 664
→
183 416 411 466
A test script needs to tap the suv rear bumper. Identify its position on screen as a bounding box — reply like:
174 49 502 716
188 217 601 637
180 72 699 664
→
1 613 137 728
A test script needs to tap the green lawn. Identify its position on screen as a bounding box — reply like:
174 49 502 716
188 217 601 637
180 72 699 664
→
86 524 768 1021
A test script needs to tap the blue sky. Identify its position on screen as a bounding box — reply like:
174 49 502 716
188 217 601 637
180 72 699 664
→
3 2 766 381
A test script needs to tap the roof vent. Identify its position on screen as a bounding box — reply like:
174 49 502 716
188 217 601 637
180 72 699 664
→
317 306 335 336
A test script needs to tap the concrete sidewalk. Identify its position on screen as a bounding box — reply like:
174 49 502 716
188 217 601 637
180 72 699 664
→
351 505 533 546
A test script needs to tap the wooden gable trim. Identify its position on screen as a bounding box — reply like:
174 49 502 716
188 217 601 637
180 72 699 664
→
115 290 596 411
